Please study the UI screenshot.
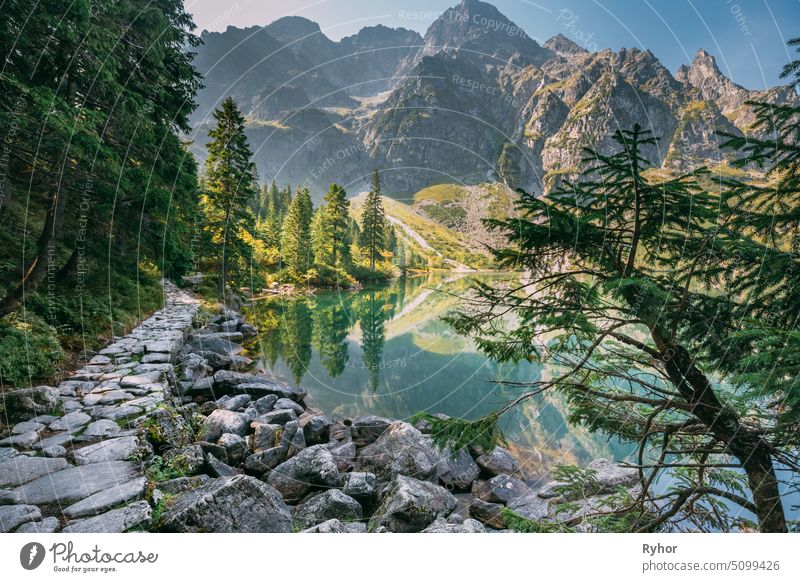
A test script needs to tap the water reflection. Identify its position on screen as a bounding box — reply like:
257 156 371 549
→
245 273 630 476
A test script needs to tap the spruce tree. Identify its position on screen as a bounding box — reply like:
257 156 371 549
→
202 97 258 296
280 187 314 276
440 123 793 532
313 184 352 271
359 170 388 272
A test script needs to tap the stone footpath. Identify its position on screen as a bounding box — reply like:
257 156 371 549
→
1 282 640 533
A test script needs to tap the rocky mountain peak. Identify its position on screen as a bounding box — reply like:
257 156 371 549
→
544 33 588 57
689 48 724 80
264 16 324 42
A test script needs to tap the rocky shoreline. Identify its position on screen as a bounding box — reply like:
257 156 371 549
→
0 282 639 533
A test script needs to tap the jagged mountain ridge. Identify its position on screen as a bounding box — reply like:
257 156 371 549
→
190 0 799 199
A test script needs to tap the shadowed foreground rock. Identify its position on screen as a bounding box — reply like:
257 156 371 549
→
159 475 291 533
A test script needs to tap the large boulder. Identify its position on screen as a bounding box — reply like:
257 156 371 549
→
436 446 480 490
351 415 393 446
469 499 506 529
266 445 340 503
354 422 439 482
292 489 363 529
213 371 306 402
506 491 550 521
201 409 248 442
473 474 531 504
159 475 291 533
369 475 457 532
476 446 520 477
187 333 243 357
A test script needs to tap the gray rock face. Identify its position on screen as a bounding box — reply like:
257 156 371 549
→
244 447 287 474
261 408 297 425
422 517 486 533
252 422 282 452
301 518 366 533
469 499 506 529
300 413 332 445
202 409 248 441
12 421 46 434
218 394 251 412
63 501 151 533
351 415 393 446
266 445 340 502
437 446 480 490
474 474 531 504
10 461 141 505
217 433 246 465
0 431 40 448
274 398 304 415
476 446 520 477
0 456 69 487
293 489 363 529
0 504 41 532
64 477 147 519
369 475 457 532
354 422 439 483
72 436 140 465
160 475 292 533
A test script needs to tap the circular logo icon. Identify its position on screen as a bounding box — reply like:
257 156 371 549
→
20 542 46 570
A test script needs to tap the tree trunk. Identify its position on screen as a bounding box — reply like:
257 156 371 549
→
655 338 788 532
0 189 58 313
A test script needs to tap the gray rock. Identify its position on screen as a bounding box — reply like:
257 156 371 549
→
252 394 278 414
354 422 439 482
160 475 291 533
274 421 301 460
73 436 141 465
422 517 486 533
191 350 232 370
31 432 73 450
205 454 240 478
266 445 340 503
244 447 287 474
474 474 531 504
62 400 83 413
300 518 348 533
476 446 520 477
0 456 69 487
163 444 205 476
141 353 172 364
299 413 332 445
0 504 41 532
42 445 67 458
274 398 304 415
202 409 248 441
218 394 251 412
11 461 141 505
97 390 134 405
506 491 550 521
0 448 18 462
49 411 91 432
63 501 151 533
82 419 122 438
369 475 457 533
14 517 60 533
437 446 480 490
469 499 506 529
188 333 243 357
136 407 192 449
342 471 378 502
154 475 210 496
252 423 282 452
351 415 393 446
261 408 297 425
218 433 246 465
0 431 40 448
293 489 363 529
327 441 356 471
447 512 464 524
64 477 147 518
11 421 45 435
1 386 59 422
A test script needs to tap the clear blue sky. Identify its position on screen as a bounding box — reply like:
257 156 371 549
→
184 0 800 89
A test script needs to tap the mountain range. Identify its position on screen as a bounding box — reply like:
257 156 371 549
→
189 0 799 199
